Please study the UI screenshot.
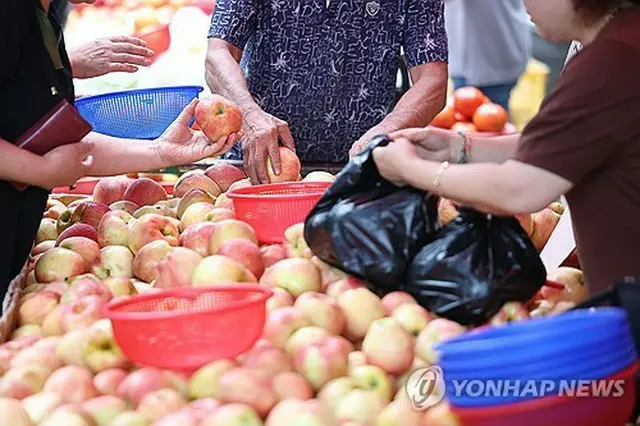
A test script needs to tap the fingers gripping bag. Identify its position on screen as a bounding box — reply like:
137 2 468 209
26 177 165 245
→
405 207 547 326
304 135 440 295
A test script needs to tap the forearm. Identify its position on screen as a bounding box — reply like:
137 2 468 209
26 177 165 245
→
450 133 521 164
85 133 164 176
0 140 48 187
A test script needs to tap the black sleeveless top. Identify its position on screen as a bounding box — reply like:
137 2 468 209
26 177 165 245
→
0 0 75 144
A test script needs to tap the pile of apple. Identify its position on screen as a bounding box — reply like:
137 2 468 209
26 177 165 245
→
0 158 587 425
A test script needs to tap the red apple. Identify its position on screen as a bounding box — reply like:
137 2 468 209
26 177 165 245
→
59 236 101 266
71 201 111 230
381 291 417 316
116 368 173 407
32 240 56 256
137 388 186 423
56 223 99 245
173 171 221 199
44 365 98 403
217 239 265 279
179 222 216 257
218 367 277 418
60 295 108 332
93 369 128 397
260 244 287 268
154 247 203 289
132 240 173 283
267 147 301 183
271 371 314 401
242 343 293 378
93 176 133 206
123 178 168 207
204 163 246 192
194 95 243 143
128 214 179 254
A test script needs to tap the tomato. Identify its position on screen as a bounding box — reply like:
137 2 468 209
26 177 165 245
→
483 95 491 104
431 105 456 129
453 87 486 119
454 111 468 123
451 122 477 134
472 103 508 133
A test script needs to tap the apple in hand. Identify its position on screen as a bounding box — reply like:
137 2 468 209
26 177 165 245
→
128 214 179 254
35 248 87 283
267 147 301 183
195 95 243 143
180 222 216 257
260 258 322 297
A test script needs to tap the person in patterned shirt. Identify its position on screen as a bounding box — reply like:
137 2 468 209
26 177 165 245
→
206 0 449 184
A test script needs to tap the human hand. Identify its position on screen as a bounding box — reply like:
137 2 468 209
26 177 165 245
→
69 35 154 79
372 138 421 187
154 100 240 167
388 127 457 163
38 141 95 189
349 127 386 158
242 109 295 184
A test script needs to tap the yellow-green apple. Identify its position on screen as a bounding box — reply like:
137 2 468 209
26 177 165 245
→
154 247 203 289
60 295 107 332
415 319 466 365
18 291 59 326
40 408 94 426
284 223 312 259
132 240 173 283
294 292 346 335
93 246 135 279
83 396 128 426
98 211 134 248
117 368 174 407
227 178 252 193
10 326 43 340
334 390 386 424
93 176 132 206
44 365 97 403
217 239 265 279
349 365 394 403
200 403 262 426
266 287 295 312
137 388 186 423
310 256 347 288
376 398 422 426
179 222 216 257
133 205 176 219
56 223 99 245
262 307 311 348
325 276 365 299
187 359 236 400
265 398 337 426
260 258 322 297
271 371 314 401
180 202 216 232
83 320 130 373
284 326 331 356
177 189 216 218
35 248 87 283
293 337 350 391
260 245 287 269
22 392 64 424
218 367 277 418
59 236 100 265
44 203 68 220
61 279 112 304
0 364 51 399
37 218 58 244
489 302 531 326
391 304 432 337
204 163 246 192
362 318 414 376
214 193 235 210
337 288 386 341
103 277 135 297
32 240 56 256
56 209 75 235
191 255 256 286
209 219 258 253
173 171 221 199
128 214 179 254
318 376 357 411
0 396 34 426
123 178 168 207
381 292 417 316
194 95 243 143
545 267 588 303
109 411 150 426
530 208 561 252
24 271 37 287
266 147 301 183
242 343 293 378
153 411 200 426
42 305 65 336
70 201 111 230
302 171 336 183
93 369 128 397
206 207 236 223
421 402 461 426
56 329 91 367
110 200 140 215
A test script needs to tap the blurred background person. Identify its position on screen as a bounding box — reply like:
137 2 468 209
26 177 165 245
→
445 0 533 112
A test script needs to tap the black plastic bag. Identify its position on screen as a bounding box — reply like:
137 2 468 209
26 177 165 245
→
405 208 547 326
304 135 440 295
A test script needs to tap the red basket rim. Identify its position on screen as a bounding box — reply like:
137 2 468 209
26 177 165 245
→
103 284 273 321
226 181 331 200
545 280 565 290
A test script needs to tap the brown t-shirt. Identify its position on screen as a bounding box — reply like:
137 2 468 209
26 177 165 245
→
515 9 640 294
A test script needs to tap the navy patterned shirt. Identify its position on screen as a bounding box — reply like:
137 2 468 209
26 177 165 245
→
209 0 448 164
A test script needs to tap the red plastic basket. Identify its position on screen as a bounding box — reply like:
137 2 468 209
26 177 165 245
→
451 363 638 426
227 182 331 244
103 285 272 371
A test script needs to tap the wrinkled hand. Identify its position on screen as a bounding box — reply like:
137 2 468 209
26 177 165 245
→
388 127 455 162
242 110 295 184
372 138 420 187
38 141 95 189
70 35 154 79
155 100 240 167
349 128 386 158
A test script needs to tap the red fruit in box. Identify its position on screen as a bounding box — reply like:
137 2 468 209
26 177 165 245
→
454 86 486 119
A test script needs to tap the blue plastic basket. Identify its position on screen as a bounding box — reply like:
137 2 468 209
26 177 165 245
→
76 86 203 140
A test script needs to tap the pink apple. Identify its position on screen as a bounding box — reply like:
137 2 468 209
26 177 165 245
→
61 279 112 304
18 290 60 326
260 244 287 268
128 214 179 255
381 291 417 316
266 287 295 312
93 246 135 279
0 364 51 399
10 344 61 373
116 368 173 407
35 247 87 283
44 365 97 403
204 163 246 192
214 192 235 210
206 207 236 223
22 392 64 424
94 369 128 397
40 407 95 426
98 210 134 248
110 200 140 215
262 307 312 348
154 247 203 289
56 223 99 245
0 397 33 425
218 367 277 418
179 222 216 257
173 171 221 199
415 318 466 365
362 318 414 375
83 395 128 425
60 295 107 332
294 292 346 335
227 178 252 193
182 398 222 421
154 410 200 426
260 258 322 297
325 276 365 299
271 371 314 401
44 281 70 297
137 388 186 424
293 337 349 391
123 178 168 207
217 239 265 279
191 255 255 286
0 348 13 375
71 201 111 230
200 403 262 426
284 326 331 356
32 240 56 256
265 398 337 426
337 288 386 342
335 390 386 424
187 359 236 400
310 256 347 289
208 219 258 253
242 343 293 378
93 176 133 206
132 240 173 283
